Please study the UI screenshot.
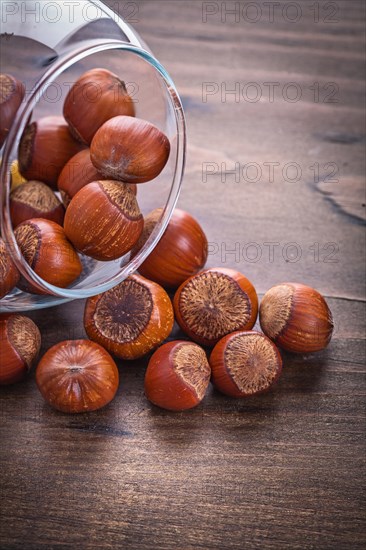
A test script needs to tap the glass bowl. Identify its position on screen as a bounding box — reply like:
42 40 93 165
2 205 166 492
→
0 0 186 311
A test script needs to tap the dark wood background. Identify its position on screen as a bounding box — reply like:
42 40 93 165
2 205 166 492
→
1 1 365 549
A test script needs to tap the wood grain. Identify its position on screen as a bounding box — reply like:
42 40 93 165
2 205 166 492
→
1 1 365 549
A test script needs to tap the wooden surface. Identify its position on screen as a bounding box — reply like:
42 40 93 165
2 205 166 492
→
1 1 365 549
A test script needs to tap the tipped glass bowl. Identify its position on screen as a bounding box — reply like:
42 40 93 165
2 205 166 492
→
0 0 186 311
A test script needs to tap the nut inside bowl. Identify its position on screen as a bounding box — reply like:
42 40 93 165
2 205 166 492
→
0 41 186 311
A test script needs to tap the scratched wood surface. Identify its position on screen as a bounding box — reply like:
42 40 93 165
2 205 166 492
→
1 1 365 549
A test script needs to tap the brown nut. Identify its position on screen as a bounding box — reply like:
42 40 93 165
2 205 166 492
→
145 340 211 411
57 149 102 207
84 274 174 360
259 283 334 353
0 314 41 385
0 73 25 148
174 267 258 347
132 208 208 288
90 116 170 183
63 68 135 145
0 237 20 298
64 180 143 261
14 218 82 293
210 331 282 398
18 116 84 188
10 180 65 227
36 339 119 413
57 149 137 207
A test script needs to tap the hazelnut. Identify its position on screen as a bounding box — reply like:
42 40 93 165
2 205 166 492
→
57 149 102 207
64 180 143 261
0 73 25 148
210 331 282 397
18 116 84 188
14 218 82 293
132 208 208 288
63 68 135 145
0 237 20 298
36 340 119 413
10 180 65 228
145 340 211 411
259 283 334 353
0 314 41 385
90 116 170 183
84 274 174 360
174 267 258 347
57 149 137 207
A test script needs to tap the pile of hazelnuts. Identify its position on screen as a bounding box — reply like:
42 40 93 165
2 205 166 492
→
0 70 334 414
1 68 170 295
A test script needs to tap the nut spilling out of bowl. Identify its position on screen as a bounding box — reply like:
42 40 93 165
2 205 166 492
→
84 274 174 360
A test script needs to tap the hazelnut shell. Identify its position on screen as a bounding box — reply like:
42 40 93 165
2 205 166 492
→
84 274 174 360
14 218 82 294
174 267 258 347
0 237 20 298
63 68 135 145
0 314 41 385
0 73 25 148
145 340 211 411
132 208 208 288
10 180 65 227
36 339 119 413
259 282 334 353
90 116 170 184
18 116 84 188
210 330 282 398
64 180 143 261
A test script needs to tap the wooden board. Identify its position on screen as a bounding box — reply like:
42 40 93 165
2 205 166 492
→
1 1 365 549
